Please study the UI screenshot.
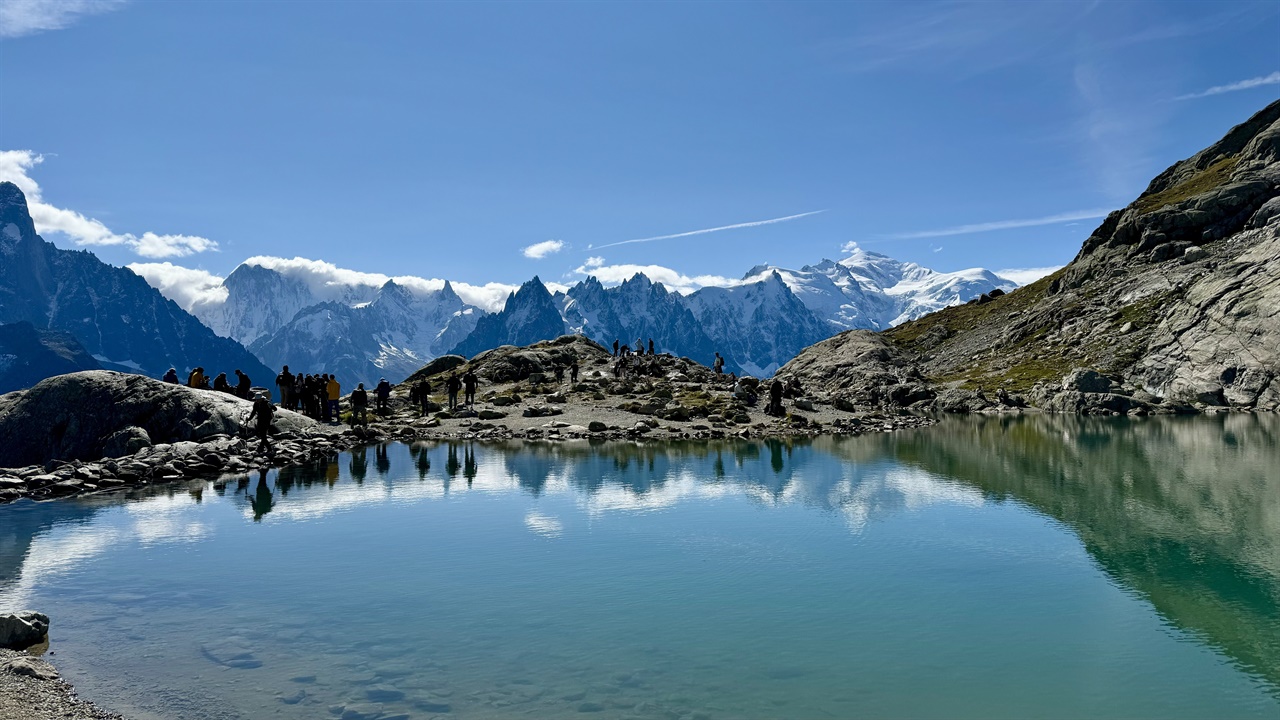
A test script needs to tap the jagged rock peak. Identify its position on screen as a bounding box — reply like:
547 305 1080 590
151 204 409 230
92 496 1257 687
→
0 181 37 246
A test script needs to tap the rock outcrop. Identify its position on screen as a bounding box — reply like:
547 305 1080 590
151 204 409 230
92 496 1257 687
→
0 612 49 650
781 99 1280 414
0 371 316 467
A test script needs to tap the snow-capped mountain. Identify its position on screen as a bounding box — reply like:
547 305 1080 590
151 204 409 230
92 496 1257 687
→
556 274 718 365
449 277 566 359
0 182 272 387
247 279 479 383
135 244 1014 384
683 271 834 377
746 243 1017 331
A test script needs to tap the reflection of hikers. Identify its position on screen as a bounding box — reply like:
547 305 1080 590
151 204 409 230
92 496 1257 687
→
235 369 252 399
463 370 478 405
612 339 619 357
569 360 579 383
250 469 274 522
187 367 206 389
276 366 294 410
351 383 369 424
326 374 340 422
246 392 276 452
162 368 179 384
375 378 392 412
769 379 784 416
375 443 390 476
713 353 724 375
446 372 462 410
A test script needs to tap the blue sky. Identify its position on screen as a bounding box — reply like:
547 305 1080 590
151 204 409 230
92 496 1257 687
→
1 0 1278 299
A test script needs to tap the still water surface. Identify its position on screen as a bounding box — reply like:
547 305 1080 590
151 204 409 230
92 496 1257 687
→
0 415 1277 719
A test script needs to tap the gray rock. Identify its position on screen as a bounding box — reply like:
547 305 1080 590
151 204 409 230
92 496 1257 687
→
0 611 49 650
1062 368 1115 394
2 656 58 681
0 371 320 467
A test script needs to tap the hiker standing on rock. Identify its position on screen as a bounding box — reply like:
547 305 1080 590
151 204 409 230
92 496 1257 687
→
713 353 724 375
570 360 579 383
769 379 785 416
417 379 432 413
324 374 339 421
463 369 479 406
648 338 655 355
446 372 462 410
276 366 294 410
375 378 392 413
246 392 276 454
613 339 619 357
351 383 369 424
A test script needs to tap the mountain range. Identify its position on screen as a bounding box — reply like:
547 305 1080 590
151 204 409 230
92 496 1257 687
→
166 248 1014 383
0 182 273 387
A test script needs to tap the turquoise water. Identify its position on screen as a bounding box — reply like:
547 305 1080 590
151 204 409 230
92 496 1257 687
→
0 415 1277 719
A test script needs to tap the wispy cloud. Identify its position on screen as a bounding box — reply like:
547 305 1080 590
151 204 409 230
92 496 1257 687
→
886 208 1112 240
572 260 736 295
1176 71 1280 100
0 150 218 258
521 239 564 259
996 266 1063 286
0 0 126 39
591 210 825 251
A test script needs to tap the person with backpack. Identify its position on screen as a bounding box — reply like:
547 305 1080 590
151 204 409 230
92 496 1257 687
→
350 383 369 424
375 378 392 412
446 372 462 410
276 366 294 410
246 392 276 453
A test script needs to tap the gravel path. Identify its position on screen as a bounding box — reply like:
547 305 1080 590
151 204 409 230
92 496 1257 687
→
0 649 123 720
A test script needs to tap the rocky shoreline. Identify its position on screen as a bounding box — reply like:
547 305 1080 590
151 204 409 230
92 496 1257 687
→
0 648 123 720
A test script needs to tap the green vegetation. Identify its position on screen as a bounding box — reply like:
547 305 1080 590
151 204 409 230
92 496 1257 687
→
1134 154 1238 215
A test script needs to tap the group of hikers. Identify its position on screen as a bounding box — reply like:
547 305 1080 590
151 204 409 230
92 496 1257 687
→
406 368 482 412
611 337 657 358
164 366 257 399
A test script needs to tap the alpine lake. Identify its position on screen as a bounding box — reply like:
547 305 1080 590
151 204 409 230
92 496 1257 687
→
1 414 1277 720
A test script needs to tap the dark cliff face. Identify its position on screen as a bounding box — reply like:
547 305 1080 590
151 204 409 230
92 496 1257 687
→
562 274 719 366
0 182 273 387
782 100 1280 412
0 321 101 394
449 277 567 358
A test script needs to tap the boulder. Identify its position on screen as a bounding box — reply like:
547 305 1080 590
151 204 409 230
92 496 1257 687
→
0 371 316 468
0 611 49 650
476 409 507 420
1062 368 1114 394
2 656 58 681
587 421 608 433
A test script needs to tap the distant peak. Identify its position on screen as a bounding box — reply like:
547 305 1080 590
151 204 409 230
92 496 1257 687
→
743 264 772 280
0 181 38 247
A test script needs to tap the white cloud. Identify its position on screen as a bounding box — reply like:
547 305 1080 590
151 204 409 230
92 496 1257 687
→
521 239 564 259
0 0 126 39
996 266 1063 286
1176 71 1280 100
583 256 605 268
591 210 826 250
572 261 736 295
0 150 219 258
886 208 1113 240
127 262 229 311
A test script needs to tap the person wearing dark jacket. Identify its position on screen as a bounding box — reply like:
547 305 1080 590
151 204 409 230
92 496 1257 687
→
162 368 179 384
417 379 432 413
769 379 785 416
375 378 392 412
463 370 479 405
213 372 232 394
351 383 369 424
246 393 275 453
235 369 252 399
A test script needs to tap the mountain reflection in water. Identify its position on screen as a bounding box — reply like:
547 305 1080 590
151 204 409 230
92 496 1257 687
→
0 414 1276 700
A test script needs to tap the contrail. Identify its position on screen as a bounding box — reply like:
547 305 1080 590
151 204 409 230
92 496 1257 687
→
591 210 826 250
885 208 1114 240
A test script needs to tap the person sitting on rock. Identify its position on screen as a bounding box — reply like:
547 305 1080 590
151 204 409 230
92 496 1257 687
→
187 366 206 389
213 372 232 394
446 372 462 410
462 369 479 406
235 369 252 399
375 378 392 413
351 383 369 424
163 367 179 384
246 392 276 453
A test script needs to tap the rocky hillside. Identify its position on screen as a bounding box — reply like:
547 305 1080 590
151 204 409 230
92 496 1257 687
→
782 100 1280 413
0 183 272 386
0 322 100 394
